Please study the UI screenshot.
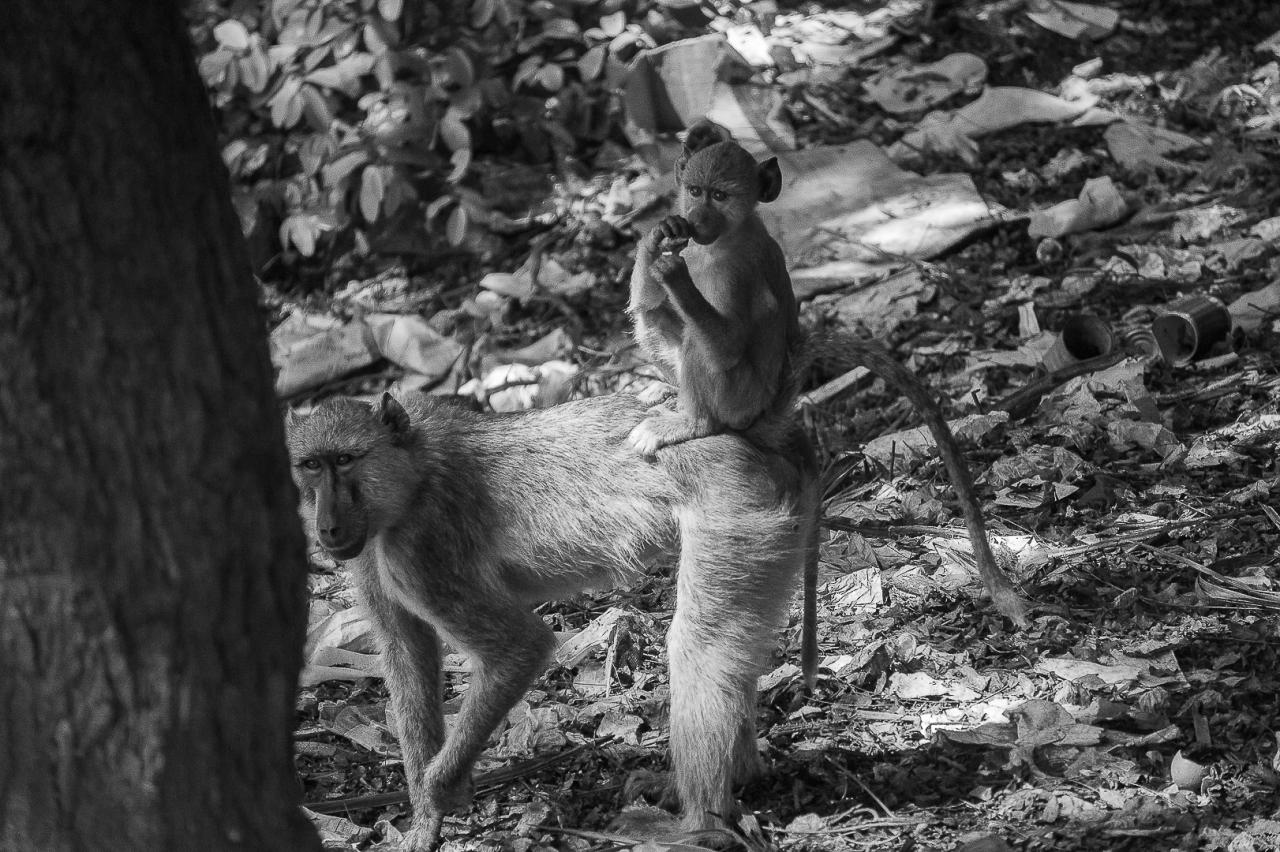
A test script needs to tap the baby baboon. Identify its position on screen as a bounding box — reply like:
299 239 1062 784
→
287 392 819 850
628 120 801 457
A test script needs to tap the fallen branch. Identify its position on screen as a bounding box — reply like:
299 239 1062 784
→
994 351 1124 420
303 738 604 815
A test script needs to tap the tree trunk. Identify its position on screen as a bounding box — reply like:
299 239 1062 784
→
0 2 319 850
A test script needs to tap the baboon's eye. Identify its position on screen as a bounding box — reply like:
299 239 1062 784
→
711 189 727 202
687 186 702 198
335 453 354 466
301 458 321 471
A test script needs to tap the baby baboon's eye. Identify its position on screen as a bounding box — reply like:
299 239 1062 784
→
687 186 702 198
711 189 727 202
335 453 354 466
301 458 321 471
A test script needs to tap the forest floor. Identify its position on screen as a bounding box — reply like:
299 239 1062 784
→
288 0 1280 849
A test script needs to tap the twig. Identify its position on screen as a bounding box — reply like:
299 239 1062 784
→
1050 510 1255 559
303 738 604 815
799 366 871 407
994 351 1125 421
828 757 896 818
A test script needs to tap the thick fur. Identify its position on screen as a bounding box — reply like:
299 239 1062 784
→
287 392 818 850
628 120 801 456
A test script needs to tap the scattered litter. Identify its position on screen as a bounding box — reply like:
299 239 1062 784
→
889 87 1095 166
1105 120 1203 174
864 53 987 115
1027 176 1128 238
1025 0 1120 41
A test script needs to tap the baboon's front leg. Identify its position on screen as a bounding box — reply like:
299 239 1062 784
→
411 602 557 850
355 570 448 850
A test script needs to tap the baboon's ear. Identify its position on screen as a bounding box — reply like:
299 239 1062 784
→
757 157 782 203
378 393 411 439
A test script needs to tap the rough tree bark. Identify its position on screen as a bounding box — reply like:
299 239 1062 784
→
0 2 319 850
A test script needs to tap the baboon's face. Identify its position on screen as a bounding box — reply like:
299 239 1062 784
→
285 397 409 560
675 141 779 245
292 449 370 560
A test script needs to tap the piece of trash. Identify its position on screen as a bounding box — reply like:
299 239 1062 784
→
304 604 377 660
1105 120 1202 174
1250 215 1280 241
299 647 384 687
1227 281 1280 333
1041 313 1115 371
622 34 795 159
762 142 1001 287
1025 0 1120 41
461 360 579 412
1207 237 1269 272
366 312 465 379
890 671 950 699
1027 176 1128 238
555 606 632 668
1108 421 1184 462
1073 57 1104 78
303 809 374 846
1171 204 1245 243
271 312 378 397
814 266 932 336
826 568 883 613
1259 29 1280 57
863 52 987 115
1170 750 1208 791
1152 295 1231 365
889 87 1094 166
861 412 1006 469
1117 244 1204 283
1117 324 1162 361
1185 435 1247 469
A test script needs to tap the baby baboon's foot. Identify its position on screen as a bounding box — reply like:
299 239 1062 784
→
636 381 677 407
626 412 705 457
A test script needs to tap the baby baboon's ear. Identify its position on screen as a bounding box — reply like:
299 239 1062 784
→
757 157 782 203
378 393 412 441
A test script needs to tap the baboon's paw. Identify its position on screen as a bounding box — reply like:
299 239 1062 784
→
627 412 699 457
623 768 678 810
608 804 736 848
403 814 444 852
637 381 677 407
626 418 666 457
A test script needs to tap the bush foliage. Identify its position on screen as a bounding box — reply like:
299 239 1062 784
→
192 0 652 289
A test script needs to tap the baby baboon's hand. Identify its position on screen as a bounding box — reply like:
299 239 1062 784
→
647 253 693 294
643 215 692 255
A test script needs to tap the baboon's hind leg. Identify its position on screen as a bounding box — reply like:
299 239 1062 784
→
667 493 803 834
